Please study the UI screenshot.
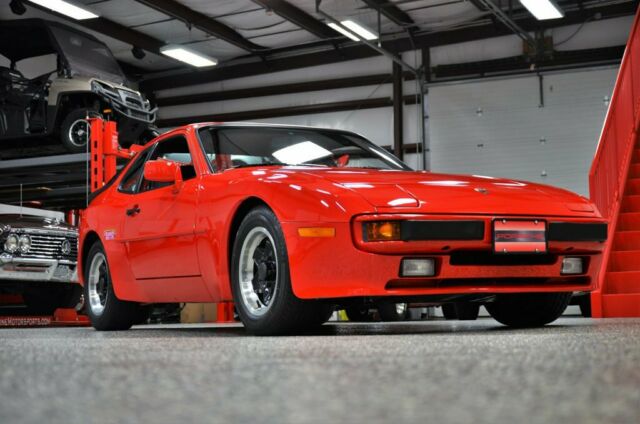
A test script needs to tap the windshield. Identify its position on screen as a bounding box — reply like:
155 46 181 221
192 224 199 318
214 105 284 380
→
198 127 410 171
50 26 126 84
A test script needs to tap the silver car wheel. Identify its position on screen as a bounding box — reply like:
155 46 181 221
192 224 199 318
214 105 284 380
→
396 303 407 316
238 226 278 317
68 119 90 147
87 252 108 316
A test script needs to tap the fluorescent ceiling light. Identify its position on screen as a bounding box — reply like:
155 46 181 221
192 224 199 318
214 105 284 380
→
519 0 564 20
160 45 218 67
327 22 360 41
27 0 98 20
341 20 378 40
273 141 332 164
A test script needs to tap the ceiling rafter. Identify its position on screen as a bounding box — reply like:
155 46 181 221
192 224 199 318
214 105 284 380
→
140 1 636 91
361 0 416 28
133 0 268 52
252 0 340 39
23 1 182 64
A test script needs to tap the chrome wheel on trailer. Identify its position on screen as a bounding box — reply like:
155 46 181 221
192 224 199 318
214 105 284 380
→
238 226 279 317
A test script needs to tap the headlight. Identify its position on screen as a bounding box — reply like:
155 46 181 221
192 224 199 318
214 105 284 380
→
364 221 402 241
18 235 31 253
4 234 19 253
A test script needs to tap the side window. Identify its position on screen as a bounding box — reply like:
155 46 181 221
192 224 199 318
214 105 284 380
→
118 149 150 194
139 136 195 193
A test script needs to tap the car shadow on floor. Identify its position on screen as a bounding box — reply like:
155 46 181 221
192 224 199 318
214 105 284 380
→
90 319 581 339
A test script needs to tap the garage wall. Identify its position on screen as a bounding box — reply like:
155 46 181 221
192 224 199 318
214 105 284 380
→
429 67 617 196
152 16 630 176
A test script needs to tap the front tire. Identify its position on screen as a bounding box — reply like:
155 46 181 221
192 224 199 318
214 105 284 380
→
84 241 144 331
486 292 572 328
60 108 101 153
231 206 331 335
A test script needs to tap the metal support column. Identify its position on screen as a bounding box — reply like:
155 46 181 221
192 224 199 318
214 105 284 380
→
393 62 404 160
421 48 431 171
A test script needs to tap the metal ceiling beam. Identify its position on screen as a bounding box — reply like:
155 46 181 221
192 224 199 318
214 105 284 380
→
252 0 339 39
361 0 415 27
133 0 267 52
140 2 636 92
474 0 537 48
23 2 178 62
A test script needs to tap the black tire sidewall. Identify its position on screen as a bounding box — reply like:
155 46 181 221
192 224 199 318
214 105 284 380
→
60 109 101 153
231 207 296 332
84 241 138 330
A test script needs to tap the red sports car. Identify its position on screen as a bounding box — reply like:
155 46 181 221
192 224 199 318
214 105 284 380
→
78 123 607 335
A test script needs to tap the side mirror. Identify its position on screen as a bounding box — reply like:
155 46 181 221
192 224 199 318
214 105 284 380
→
143 160 182 185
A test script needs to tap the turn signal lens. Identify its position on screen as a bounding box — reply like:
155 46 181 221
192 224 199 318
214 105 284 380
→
298 227 336 238
365 221 401 241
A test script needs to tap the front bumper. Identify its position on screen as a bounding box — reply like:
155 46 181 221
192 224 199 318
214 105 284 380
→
92 82 157 124
282 214 606 300
0 254 78 283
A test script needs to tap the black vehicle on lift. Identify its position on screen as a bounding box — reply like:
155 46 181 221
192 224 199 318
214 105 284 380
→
0 19 157 153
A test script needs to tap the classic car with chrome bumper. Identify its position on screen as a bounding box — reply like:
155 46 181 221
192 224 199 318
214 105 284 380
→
1 217 78 283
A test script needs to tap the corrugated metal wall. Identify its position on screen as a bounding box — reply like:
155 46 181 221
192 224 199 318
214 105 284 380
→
429 67 617 196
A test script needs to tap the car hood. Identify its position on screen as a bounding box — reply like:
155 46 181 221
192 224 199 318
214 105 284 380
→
0 214 77 233
296 168 598 217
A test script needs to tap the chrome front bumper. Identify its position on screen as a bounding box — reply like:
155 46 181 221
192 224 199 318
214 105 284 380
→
0 254 78 283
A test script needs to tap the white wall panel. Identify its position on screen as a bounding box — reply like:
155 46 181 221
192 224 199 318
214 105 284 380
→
429 67 618 196
248 107 394 148
155 55 393 99
158 84 394 119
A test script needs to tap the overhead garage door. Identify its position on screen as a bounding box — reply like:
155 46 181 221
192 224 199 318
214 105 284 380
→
429 67 618 196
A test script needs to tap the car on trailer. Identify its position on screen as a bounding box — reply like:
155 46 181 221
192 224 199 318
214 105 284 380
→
0 205 80 315
0 19 157 153
78 123 607 335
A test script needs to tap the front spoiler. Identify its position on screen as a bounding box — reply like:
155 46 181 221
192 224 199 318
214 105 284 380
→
0 255 78 283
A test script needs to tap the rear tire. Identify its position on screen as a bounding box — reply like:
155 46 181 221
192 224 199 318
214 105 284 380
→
486 292 572 328
84 241 144 331
60 108 101 153
231 206 331 335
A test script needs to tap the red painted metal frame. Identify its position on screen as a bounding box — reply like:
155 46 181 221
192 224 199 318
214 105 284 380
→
589 6 640 317
78 122 606 305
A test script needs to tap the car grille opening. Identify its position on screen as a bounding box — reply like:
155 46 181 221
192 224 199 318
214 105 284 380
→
24 234 78 261
449 251 558 266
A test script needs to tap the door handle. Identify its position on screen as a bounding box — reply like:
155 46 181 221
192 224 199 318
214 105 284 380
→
126 205 140 216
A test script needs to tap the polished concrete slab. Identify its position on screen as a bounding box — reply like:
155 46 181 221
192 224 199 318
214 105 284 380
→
1 318 639 424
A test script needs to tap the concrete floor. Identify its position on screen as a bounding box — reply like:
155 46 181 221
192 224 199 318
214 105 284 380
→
1 318 639 424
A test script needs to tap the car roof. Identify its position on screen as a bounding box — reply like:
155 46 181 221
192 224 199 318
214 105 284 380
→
0 18 105 63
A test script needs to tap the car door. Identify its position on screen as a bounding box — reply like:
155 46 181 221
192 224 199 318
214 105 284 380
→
120 134 201 280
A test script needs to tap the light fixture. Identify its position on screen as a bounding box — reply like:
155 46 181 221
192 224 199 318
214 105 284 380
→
10 0 26 16
519 0 564 20
340 20 378 41
27 0 98 20
327 22 360 41
327 19 378 41
160 45 218 67
561 257 584 275
401 258 435 277
131 46 146 60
